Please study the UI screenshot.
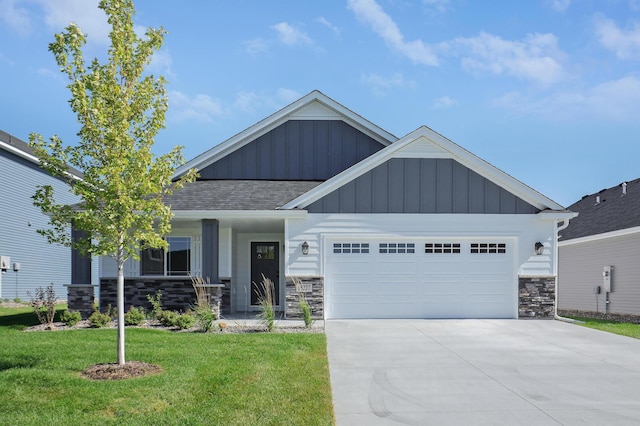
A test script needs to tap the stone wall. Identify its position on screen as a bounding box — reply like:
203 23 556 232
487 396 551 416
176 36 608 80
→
284 276 324 319
220 278 231 316
519 276 555 318
99 277 222 317
65 284 97 318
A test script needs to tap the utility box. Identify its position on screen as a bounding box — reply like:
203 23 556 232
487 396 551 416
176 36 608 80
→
603 265 613 293
0 256 9 272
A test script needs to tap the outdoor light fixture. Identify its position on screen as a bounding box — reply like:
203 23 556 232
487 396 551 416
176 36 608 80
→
301 241 309 256
534 242 544 255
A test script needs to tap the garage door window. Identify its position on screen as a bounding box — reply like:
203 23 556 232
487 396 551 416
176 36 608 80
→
333 243 370 254
379 243 415 254
470 243 506 254
425 243 461 254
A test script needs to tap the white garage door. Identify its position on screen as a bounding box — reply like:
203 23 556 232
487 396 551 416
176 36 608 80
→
325 238 516 319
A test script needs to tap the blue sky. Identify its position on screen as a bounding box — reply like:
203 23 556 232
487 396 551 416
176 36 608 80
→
1 0 639 207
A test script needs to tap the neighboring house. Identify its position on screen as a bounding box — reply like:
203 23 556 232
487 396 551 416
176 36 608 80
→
92 91 575 319
558 178 640 319
0 130 88 301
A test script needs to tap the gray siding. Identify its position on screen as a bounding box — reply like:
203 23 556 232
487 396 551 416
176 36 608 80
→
308 158 539 214
0 149 80 301
558 234 640 315
199 120 384 180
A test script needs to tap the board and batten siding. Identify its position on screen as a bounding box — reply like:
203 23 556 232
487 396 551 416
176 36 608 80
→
198 120 384 181
558 233 640 315
285 213 556 278
0 149 80 300
307 158 539 214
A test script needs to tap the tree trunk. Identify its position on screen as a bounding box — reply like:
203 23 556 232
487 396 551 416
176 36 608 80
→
117 256 126 365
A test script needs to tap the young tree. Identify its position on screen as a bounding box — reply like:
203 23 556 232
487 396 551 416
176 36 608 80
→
30 0 197 365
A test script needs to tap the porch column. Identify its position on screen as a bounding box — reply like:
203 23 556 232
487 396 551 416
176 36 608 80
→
201 219 220 283
71 223 91 284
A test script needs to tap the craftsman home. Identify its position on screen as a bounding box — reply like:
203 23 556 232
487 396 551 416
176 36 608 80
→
90 91 574 319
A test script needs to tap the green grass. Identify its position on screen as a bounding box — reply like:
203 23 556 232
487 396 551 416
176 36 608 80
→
570 317 640 339
0 307 334 425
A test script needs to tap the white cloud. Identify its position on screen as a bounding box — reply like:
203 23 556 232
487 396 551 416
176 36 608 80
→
233 88 301 113
347 0 439 66
594 14 640 60
0 0 32 36
243 37 270 55
548 0 571 12
361 72 416 96
492 76 640 122
433 96 456 109
271 22 312 46
169 91 224 123
149 49 174 78
317 16 341 36
276 88 302 103
447 32 565 85
35 0 110 45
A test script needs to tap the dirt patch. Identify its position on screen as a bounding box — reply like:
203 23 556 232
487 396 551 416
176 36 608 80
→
81 361 163 380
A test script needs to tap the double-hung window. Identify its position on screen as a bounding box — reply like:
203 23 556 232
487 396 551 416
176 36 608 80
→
141 236 191 276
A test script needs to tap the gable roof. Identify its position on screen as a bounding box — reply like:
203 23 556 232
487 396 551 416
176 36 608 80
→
281 126 565 212
173 90 397 179
165 180 322 211
559 178 640 241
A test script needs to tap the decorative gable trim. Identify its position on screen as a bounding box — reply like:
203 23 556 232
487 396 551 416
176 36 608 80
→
281 126 565 211
174 91 397 179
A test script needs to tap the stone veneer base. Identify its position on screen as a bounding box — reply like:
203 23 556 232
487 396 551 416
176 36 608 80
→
284 276 324 320
519 276 555 319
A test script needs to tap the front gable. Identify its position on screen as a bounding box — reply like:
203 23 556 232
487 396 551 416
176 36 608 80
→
284 126 564 213
198 120 384 181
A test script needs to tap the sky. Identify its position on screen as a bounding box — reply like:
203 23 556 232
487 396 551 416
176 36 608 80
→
1 0 639 207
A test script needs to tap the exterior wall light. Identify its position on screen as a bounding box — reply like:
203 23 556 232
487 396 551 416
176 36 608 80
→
534 242 544 255
301 241 309 256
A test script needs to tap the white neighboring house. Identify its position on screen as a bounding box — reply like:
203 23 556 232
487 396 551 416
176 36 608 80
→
558 178 640 318
95 91 575 319
0 130 93 302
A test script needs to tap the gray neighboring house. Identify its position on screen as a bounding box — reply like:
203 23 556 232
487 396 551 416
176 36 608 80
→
558 178 640 319
0 130 87 301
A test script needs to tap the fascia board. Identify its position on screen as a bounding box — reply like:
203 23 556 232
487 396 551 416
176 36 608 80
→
559 225 640 246
1 140 84 182
173 90 397 179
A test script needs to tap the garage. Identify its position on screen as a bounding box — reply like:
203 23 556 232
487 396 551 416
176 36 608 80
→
325 238 516 319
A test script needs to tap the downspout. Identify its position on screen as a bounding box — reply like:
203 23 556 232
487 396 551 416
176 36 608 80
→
554 218 583 324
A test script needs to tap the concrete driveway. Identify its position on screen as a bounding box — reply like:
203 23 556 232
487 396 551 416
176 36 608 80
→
326 319 640 425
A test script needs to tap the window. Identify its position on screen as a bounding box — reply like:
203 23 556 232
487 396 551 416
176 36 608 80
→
333 243 370 254
425 243 461 254
379 243 415 254
141 237 191 276
470 243 506 254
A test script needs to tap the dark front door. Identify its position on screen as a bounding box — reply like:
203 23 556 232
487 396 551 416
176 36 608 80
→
250 242 280 306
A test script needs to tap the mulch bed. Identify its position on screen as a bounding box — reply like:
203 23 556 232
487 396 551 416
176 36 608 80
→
81 361 163 380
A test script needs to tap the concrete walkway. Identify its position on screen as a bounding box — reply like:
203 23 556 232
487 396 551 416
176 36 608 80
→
326 319 640 425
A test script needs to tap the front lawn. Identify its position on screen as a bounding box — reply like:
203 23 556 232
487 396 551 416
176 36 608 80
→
570 316 640 339
0 306 334 425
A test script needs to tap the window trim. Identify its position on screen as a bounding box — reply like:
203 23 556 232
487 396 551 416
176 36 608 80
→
140 236 192 276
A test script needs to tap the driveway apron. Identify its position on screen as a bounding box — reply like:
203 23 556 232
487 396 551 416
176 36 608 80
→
326 319 640 426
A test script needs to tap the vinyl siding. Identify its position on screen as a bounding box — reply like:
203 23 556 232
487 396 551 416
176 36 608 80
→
307 158 539 214
198 120 384 180
558 233 640 315
0 149 80 300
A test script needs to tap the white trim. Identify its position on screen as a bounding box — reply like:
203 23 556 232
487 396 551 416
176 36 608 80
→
559 225 640 246
174 90 397 178
1 140 83 182
280 126 565 211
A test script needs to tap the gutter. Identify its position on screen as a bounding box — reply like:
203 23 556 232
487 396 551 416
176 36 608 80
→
553 216 584 324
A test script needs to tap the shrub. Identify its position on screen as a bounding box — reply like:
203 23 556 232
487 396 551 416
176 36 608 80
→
13 297 22 304
158 310 178 327
89 305 113 328
146 290 163 320
292 277 313 329
28 284 57 330
193 305 216 332
124 306 146 326
175 313 195 330
60 310 82 327
255 274 276 332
